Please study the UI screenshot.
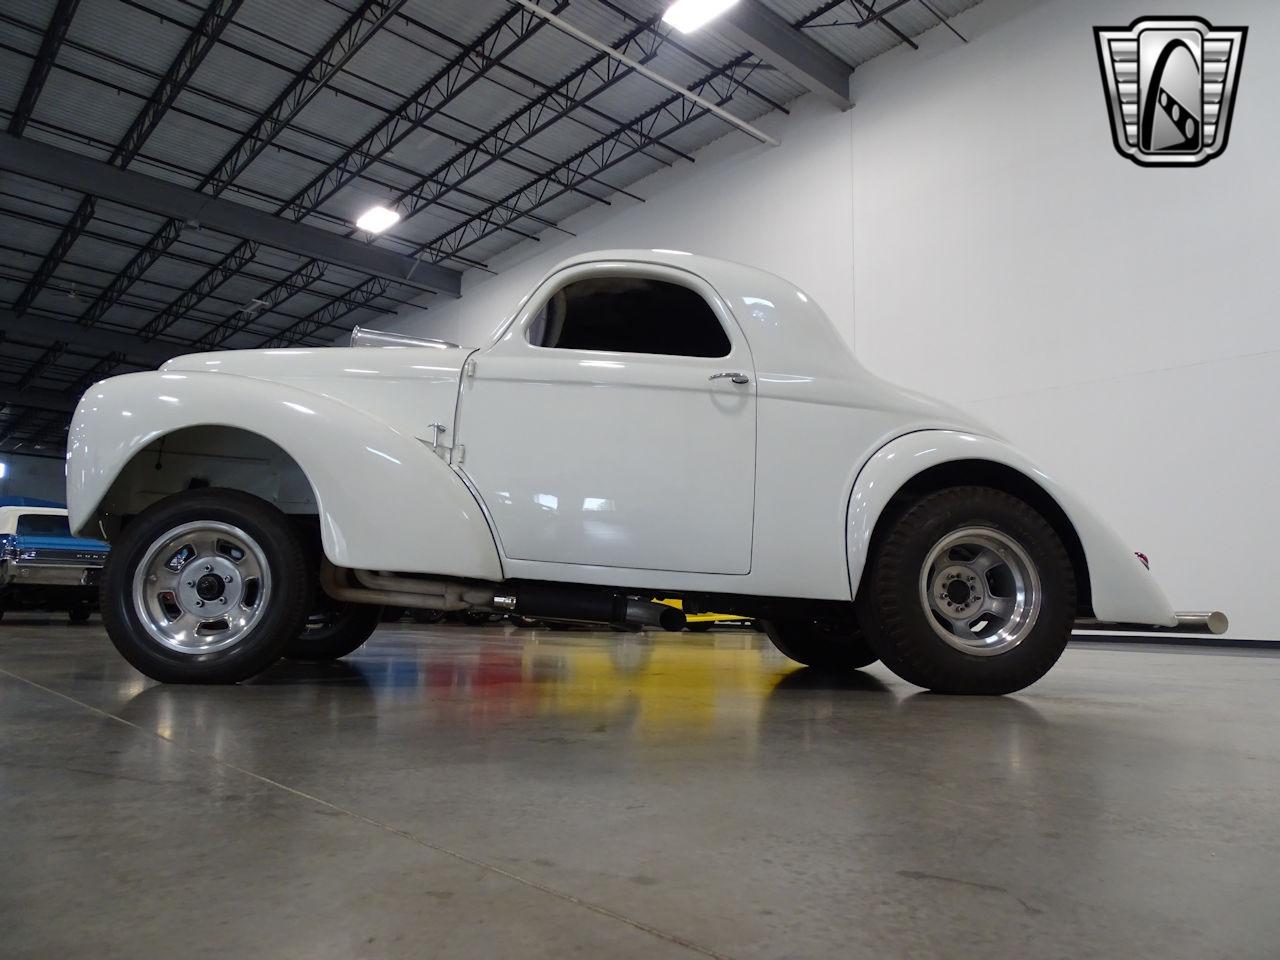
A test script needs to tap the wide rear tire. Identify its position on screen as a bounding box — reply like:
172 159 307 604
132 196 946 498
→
857 486 1075 695
100 490 309 684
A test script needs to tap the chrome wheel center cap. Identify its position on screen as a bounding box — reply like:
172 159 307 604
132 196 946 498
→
175 555 241 615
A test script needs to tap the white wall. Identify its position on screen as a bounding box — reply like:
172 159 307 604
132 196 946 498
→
849 0 1278 640
391 0 1278 638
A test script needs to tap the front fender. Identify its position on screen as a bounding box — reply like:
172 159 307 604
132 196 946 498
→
846 431 1177 627
67 371 503 580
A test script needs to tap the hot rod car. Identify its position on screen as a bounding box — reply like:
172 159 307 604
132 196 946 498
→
66 250 1225 692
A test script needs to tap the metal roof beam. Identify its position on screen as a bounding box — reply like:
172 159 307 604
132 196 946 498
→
11 0 246 318
0 310 188 368
284 2 561 222
260 278 390 349
509 0 777 145
0 134 461 296
194 3 552 357
1 353 123 447
417 55 768 264
0 384 78 414
390 12 673 228
193 260 327 350
717 0 852 108
73 0 410 329
6 0 83 137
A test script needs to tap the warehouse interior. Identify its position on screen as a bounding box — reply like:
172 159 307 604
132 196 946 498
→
1 1 1277 957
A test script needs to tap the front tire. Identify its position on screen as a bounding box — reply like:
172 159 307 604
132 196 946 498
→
763 616 878 669
100 490 309 684
857 486 1075 695
284 601 381 661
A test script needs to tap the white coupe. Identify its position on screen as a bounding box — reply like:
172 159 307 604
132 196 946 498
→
66 250 1224 692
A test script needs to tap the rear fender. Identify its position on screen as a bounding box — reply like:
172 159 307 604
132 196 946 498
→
847 431 1177 627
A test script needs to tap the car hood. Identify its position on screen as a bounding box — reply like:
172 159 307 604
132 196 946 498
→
162 344 473 380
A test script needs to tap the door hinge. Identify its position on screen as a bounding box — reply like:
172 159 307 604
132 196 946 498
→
463 358 476 379
452 444 465 465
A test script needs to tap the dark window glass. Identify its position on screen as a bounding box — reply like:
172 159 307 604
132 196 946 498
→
16 514 72 537
528 277 731 358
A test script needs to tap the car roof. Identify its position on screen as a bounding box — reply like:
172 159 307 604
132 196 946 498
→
541 250 858 379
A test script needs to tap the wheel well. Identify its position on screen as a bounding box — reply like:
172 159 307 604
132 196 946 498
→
872 458 1093 617
97 425 318 535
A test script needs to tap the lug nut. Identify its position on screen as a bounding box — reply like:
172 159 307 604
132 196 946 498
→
186 580 194 587
195 600 204 607
204 564 212 572
224 575 232 582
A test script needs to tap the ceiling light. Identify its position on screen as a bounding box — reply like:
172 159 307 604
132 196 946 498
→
662 0 740 33
355 205 400 233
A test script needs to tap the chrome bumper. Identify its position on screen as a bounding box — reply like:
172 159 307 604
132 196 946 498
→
0 561 102 589
1075 611 1229 635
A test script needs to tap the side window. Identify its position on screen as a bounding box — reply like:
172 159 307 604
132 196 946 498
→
527 277 731 358
16 514 71 537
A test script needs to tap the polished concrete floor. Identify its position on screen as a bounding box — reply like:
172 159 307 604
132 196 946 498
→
1 618 1277 959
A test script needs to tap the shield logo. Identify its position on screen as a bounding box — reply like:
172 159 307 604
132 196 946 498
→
1094 17 1247 167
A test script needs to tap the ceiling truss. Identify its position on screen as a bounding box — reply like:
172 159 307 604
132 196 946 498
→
0 0 969 456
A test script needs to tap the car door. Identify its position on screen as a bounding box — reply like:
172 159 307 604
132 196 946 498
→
455 263 756 575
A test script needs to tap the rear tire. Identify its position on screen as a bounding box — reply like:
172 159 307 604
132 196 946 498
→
284 601 381 661
763 616 878 669
100 490 308 684
857 486 1075 695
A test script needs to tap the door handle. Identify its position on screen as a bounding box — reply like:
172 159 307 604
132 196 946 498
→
709 372 751 385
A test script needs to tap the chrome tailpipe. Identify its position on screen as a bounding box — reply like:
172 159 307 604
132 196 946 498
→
1075 611 1229 635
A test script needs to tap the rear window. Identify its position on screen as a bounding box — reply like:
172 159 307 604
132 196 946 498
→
16 514 72 538
528 276 731 358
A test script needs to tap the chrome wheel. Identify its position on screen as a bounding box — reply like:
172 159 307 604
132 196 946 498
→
131 521 272 655
918 526 1041 657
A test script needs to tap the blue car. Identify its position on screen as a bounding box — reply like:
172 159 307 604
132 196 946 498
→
0 498 110 623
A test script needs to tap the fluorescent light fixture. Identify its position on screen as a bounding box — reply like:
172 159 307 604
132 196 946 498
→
662 0 740 33
0 461 6 480
355 205 400 233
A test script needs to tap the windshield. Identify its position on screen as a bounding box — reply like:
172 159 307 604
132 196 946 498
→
16 514 72 538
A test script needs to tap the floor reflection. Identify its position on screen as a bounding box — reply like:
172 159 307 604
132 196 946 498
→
124 626 1050 750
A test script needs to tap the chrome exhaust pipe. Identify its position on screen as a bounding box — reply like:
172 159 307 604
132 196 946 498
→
1075 611 1229 635
1174 611 1230 634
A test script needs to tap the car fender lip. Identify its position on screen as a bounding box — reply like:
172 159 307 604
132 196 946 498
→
846 430 1179 629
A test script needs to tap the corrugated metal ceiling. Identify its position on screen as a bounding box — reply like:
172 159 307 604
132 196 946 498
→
0 0 979 451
